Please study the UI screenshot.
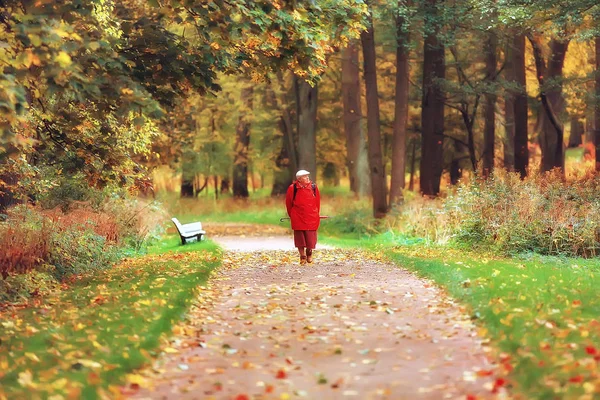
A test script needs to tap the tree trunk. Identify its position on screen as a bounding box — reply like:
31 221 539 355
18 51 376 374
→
361 11 388 217
233 85 253 198
595 37 600 172
268 79 296 196
408 136 417 191
0 171 19 213
529 35 569 173
389 4 410 207
420 0 445 196
483 32 497 179
568 117 583 148
342 41 363 194
450 140 464 185
513 34 529 178
295 77 318 179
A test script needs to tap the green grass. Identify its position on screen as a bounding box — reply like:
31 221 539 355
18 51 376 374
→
0 238 221 399
381 243 600 399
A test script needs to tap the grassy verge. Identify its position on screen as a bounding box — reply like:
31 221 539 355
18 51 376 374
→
0 237 221 400
381 243 600 399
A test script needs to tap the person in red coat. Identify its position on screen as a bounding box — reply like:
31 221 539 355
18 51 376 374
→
285 169 321 264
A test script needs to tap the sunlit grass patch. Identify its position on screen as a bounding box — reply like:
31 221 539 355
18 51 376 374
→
0 247 221 399
385 245 600 399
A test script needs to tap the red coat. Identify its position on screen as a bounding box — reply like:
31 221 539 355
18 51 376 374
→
285 180 321 231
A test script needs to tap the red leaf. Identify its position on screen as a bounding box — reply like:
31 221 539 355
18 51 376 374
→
234 395 250 400
276 369 287 379
569 375 584 383
586 346 597 355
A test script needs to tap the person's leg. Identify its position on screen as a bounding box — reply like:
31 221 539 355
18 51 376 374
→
305 231 317 263
294 231 308 264
298 246 307 264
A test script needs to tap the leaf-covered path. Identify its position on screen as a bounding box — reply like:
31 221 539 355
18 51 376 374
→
130 238 501 399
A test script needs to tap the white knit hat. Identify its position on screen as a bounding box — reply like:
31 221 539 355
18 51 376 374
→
296 169 310 178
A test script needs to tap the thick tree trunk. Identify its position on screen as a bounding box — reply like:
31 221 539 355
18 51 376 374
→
342 42 363 194
513 34 529 178
529 35 569 173
361 11 388 217
295 77 318 179
595 37 600 172
389 5 410 207
420 0 445 196
233 85 253 198
483 32 497 179
568 117 583 148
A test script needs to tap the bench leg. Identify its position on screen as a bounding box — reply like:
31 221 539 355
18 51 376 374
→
180 235 187 245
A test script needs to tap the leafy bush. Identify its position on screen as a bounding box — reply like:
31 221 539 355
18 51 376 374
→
442 169 600 257
48 228 122 280
0 197 167 301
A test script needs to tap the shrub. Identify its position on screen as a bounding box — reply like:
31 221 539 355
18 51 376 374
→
443 169 600 257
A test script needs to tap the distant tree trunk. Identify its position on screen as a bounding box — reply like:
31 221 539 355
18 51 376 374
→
180 177 194 197
585 94 594 144
408 136 417 191
361 10 388 217
504 98 515 170
268 79 296 196
529 35 569 173
0 170 18 213
214 175 219 200
296 77 317 179
450 140 464 185
420 0 445 196
595 37 600 172
568 117 583 148
389 4 410 207
323 162 340 186
483 32 497 179
233 85 253 198
342 41 363 194
220 178 230 193
513 34 529 178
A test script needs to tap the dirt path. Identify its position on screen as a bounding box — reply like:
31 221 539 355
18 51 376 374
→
129 237 503 400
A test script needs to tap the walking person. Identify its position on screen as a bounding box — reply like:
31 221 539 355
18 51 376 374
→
285 170 321 264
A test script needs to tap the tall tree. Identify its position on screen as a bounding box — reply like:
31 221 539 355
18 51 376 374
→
596 37 600 172
528 34 570 173
482 32 498 178
296 78 318 178
233 85 254 198
342 42 364 194
503 37 516 171
389 1 410 206
513 34 529 178
420 0 445 196
361 9 388 217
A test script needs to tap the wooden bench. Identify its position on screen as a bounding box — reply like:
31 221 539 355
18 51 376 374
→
171 217 206 245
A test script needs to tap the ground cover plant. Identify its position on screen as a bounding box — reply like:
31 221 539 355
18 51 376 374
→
383 244 600 399
0 240 221 399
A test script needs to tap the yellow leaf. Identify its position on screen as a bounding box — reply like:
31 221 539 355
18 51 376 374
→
28 34 42 47
54 51 72 68
163 347 178 353
77 359 102 369
25 352 40 362
126 373 148 387
52 378 68 390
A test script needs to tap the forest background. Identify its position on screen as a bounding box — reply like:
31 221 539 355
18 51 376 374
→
2 0 600 289
4 1 600 399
